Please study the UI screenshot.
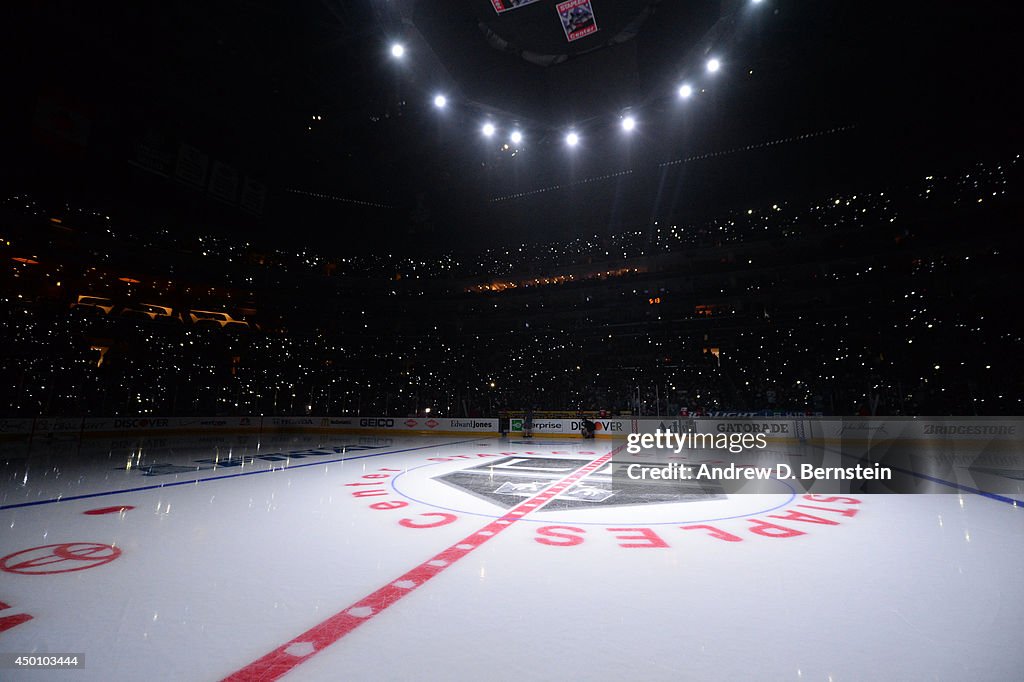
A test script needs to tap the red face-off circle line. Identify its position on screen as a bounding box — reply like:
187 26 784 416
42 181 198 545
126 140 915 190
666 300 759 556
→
0 543 122 575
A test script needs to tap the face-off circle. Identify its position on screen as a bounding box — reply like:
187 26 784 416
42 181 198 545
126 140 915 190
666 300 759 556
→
343 446 863 550
1 543 122 575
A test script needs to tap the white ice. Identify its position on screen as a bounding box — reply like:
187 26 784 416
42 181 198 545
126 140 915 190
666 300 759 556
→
0 433 1022 681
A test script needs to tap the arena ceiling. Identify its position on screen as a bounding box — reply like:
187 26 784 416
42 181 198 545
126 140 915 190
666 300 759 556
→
6 1 1020 250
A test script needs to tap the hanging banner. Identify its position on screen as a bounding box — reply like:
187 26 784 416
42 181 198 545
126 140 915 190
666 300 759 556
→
175 143 209 189
556 0 598 42
491 0 542 14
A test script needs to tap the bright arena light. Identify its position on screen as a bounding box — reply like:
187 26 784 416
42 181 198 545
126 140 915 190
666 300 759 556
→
621 115 636 132
433 94 447 109
390 43 405 58
510 130 522 144
482 122 496 137
706 58 721 73
566 131 579 146
678 83 694 98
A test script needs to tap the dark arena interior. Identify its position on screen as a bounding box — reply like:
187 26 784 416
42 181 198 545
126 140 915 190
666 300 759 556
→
1 2 1022 681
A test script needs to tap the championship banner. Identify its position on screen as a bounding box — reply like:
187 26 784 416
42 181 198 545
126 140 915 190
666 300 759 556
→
556 0 598 42
491 0 541 14
208 160 240 205
174 143 209 188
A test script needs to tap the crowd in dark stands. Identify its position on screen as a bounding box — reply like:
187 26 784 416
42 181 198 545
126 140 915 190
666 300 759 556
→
0 155 1019 418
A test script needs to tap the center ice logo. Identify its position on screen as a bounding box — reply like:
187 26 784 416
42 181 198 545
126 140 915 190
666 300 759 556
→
345 452 865 551
433 456 725 511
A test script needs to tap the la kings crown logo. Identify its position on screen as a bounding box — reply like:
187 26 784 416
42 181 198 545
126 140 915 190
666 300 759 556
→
434 456 725 511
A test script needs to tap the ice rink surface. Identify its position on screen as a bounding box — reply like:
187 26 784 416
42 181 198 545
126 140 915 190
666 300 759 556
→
1 432 1022 681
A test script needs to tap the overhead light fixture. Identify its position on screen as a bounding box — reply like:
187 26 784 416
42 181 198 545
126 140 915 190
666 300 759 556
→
433 94 447 109
510 130 523 144
390 43 405 58
678 83 694 98
482 122 496 137
706 58 721 73
566 131 579 147
621 115 636 132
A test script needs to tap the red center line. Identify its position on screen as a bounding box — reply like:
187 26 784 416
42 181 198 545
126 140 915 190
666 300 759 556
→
222 445 624 681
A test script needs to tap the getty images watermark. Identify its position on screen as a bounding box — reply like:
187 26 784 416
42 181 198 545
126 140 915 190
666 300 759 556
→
624 429 892 482
627 430 769 454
